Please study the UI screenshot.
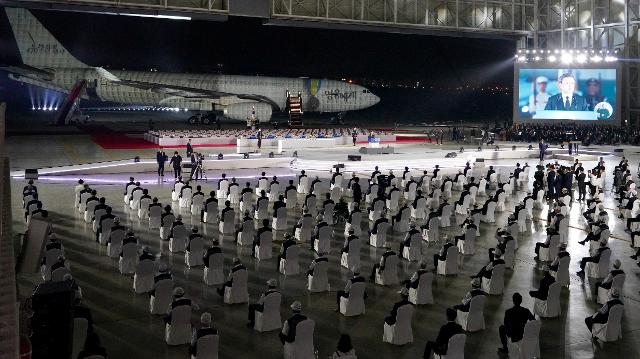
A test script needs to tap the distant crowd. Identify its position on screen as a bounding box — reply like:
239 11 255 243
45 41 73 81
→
504 124 640 145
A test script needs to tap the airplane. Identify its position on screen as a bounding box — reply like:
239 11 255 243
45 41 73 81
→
2 7 380 125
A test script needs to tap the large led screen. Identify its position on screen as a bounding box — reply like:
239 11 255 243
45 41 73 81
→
516 67 617 123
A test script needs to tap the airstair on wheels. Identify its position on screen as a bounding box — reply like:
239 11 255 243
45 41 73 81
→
286 90 303 127
54 80 86 125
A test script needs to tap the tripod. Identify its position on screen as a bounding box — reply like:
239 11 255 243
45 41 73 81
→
191 163 207 182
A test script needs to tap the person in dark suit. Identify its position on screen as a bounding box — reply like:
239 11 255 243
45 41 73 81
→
186 139 193 157
498 293 535 354
423 308 464 358
169 151 182 179
538 140 547 161
544 73 589 111
156 149 167 176
529 265 556 300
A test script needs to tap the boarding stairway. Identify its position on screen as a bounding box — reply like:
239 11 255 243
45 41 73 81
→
286 90 303 127
54 79 86 125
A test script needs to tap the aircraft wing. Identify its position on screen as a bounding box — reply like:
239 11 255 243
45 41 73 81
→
114 79 282 111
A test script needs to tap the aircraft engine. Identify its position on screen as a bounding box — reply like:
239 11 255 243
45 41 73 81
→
223 102 272 122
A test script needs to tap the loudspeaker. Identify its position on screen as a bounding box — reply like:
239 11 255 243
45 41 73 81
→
333 164 345 169
30 281 75 359
134 156 140 162
243 153 250 159
217 153 224 160
348 155 361 161
475 158 485 162
445 152 457 158
268 152 274 158
25 169 39 180
614 149 624 153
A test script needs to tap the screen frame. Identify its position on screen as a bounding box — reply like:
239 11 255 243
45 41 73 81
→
513 62 621 126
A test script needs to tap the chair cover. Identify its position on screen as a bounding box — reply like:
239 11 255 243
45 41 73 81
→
223 269 249 304
295 216 314 243
219 209 236 234
283 319 315 359
339 282 366 316
165 305 191 345
254 292 282 332
456 295 486 332
169 225 187 253
254 230 273 261
481 264 505 295
592 305 624 342
186 236 205 267
382 304 414 345
204 252 225 286
149 206 162 229
307 260 330 292
586 249 611 278
236 219 255 247
375 255 399 286
191 193 204 216
203 201 218 223
133 259 155 294
119 243 139 274
340 238 362 270
272 207 288 230
409 272 434 305
160 213 176 240
533 282 561 318
369 222 390 248
437 246 459 275
434 334 466 359
149 278 173 314
508 320 541 359
457 228 476 255
402 232 422 262
279 244 300 276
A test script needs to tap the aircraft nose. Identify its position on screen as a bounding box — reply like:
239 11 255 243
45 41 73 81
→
372 95 380 105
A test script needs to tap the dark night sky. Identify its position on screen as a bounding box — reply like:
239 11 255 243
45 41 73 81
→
0 8 516 84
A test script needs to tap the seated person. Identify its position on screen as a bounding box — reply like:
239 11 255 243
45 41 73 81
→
423 308 464 358
497 293 535 354
576 241 610 277
595 259 624 291
432 240 455 271
384 287 412 325
529 265 555 301
585 288 623 332
452 278 485 312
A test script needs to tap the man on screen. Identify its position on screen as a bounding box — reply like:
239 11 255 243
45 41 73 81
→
544 73 589 111
585 78 605 111
528 76 550 113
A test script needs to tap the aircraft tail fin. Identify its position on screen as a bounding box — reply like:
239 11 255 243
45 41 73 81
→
5 7 88 69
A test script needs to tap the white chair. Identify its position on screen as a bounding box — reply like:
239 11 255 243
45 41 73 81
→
597 274 625 305
534 188 545 209
457 228 476 255
558 217 569 244
368 199 384 221
517 209 528 232
340 238 361 270
455 176 466 191
496 192 506 212
478 179 487 196
160 213 176 240
191 332 219 359
586 249 611 278
331 174 344 190
295 216 314 243
84 199 98 223
482 202 496 223
456 295 486 332
204 252 225 286
386 190 400 213
507 320 540 359
481 264 505 295
216 180 229 199
186 236 205 268
179 188 193 209
305 196 318 217
239 192 253 213
106 230 125 258
434 333 466 359
191 193 204 216
254 199 269 220
401 232 422 262
344 211 363 236
256 178 269 194
533 282 561 318
423 217 441 245
330 187 342 202
279 244 300 276
227 185 240 205
169 225 187 253
437 246 459 275
339 282 366 317
98 217 114 245
369 222 390 248
223 269 249 304
119 242 139 275
409 272 434 305
92 208 107 232
404 182 417 202
440 204 453 227
173 182 185 201
254 230 273 261
382 304 414 345
285 188 298 208
443 181 453 199
375 255 399 286
323 203 335 225
138 197 152 219
78 192 91 214
272 207 288 230
149 205 162 229
236 219 255 247
411 197 427 220
366 184 379 203
133 258 155 294
149 277 173 314
219 209 236 234
165 304 191 345
503 239 516 269
429 188 441 209
538 234 559 262
203 201 218 223
592 305 624 342
307 260 330 292
72 317 89 359
393 207 411 233
524 198 534 220
283 319 315 359
297 176 310 194
254 292 282 332
455 195 470 215
468 186 478 206
550 256 570 287
268 182 280 201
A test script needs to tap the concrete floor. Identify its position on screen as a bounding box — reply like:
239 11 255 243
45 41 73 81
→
9 136 640 359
